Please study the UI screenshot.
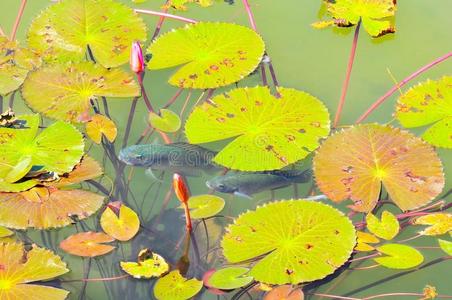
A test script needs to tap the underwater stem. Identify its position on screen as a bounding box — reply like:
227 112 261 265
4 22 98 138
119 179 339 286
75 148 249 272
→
334 19 361 127
356 51 452 123
137 74 155 113
122 98 138 148
11 0 27 40
134 9 197 25
306 293 360 300
163 88 184 109
363 293 452 299
62 274 129 283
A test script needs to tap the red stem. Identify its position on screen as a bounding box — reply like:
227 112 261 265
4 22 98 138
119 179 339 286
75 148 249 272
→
11 0 27 40
182 201 193 231
241 0 257 31
356 51 452 123
137 74 155 113
62 274 129 283
334 19 361 127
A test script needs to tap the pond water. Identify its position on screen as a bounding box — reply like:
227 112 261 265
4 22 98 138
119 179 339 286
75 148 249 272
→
0 0 451 299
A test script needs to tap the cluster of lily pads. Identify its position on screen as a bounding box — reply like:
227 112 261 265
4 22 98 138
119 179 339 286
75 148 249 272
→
0 0 450 299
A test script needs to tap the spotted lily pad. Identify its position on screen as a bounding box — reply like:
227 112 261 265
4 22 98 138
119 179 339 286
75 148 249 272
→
366 211 399 240
28 0 147 67
147 22 265 89
438 239 452 256
149 109 182 133
313 124 444 212
395 76 452 148
207 267 253 290
60 231 115 257
181 194 225 219
120 248 169 279
222 200 356 284
86 114 118 144
185 86 330 171
374 244 424 269
100 202 140 241
22 62 140 123
313 0 396 37
154 270 203 300
414 213 452 236
0 37 41 95
0 242 69 299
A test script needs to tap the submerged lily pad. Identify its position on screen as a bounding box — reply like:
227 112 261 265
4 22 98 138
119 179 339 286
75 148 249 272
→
313 124 444 212
0 243 69 300
185 86 330 171
149 109 182 133
22 62 140 123
147 22 265 89
100 202 140 241
222 200 356 284
207 267 253 290
182 194 225 219
0 37 41 95
395 76 452 148
374 244 424 269
414 213 452 236
154 270 203 300
86 114 118 144
366 211 399 240
28 0 147 67
120 248 169 279
60 231 115 257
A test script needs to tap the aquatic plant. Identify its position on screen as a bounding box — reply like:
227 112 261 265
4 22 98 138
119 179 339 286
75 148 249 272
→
0 0 450 299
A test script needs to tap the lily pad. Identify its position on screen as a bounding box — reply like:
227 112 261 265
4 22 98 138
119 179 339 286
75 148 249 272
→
149 109 182 133
100 202 140 241
395 76 452 148
166 0 213 10
438 239 452 256
28 0 147 67
86 114 118 144
374 244 424 269
49 155 103 187
313 124 445 212
120 249 169 279
207 267 253 290
366 211 399 240
60 231 115 257
185 86 330 171
154 270 203 300
0 242 69 300
0 36 41 95
264 285 304 300
181 194 225 219
22 62 140 123
0 226 13 238
355 231 380 252
147 22 265 89
414 213 452 236
221 200 356 284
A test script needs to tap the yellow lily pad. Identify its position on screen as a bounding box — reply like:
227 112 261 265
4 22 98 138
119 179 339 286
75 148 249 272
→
414 213 452 236
120 248 169 279
100 202 140 241
86 114 118 144
366 211 399 240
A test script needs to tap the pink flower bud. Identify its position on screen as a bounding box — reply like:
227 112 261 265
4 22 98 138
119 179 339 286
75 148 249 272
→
130 41 144 74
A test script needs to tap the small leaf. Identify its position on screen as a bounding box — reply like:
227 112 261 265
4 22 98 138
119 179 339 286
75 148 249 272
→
438 239 452 256
120 248 169 278
154 270 203 300
207 267 253 290
366 211 399 240
86 114 118 144
414 213 452 236
182 194 225 219
100 202 140 241
165 0 213 10
374 244 424 269
60 232 115 257
148 109 182 133
264 285 304 300
355 231 380 252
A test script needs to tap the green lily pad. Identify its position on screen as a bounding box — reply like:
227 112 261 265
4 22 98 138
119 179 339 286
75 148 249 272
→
149 109 182 133
147 22 265 89
22 62 140 122
313 0 396 37
181 194 225 219
185 86 330 171
374 244 424 269
27 0 147 67
0 226 13 238
154 270 203 300
438 239 452 256
207 267 253 290
0 37 41 95
222 200 356 284
395 76 452 148
366 211 399 240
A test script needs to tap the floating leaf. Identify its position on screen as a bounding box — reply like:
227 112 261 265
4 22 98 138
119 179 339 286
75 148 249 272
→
149 109 181 133
0 37 41 95
60 231 115 257
186 86 330 171
0 243 69 299
414 213 452 236
154 270 203 300
120 248 169 279
314 0 396 37
181 194 225 219
207 267 253 290
264 285 304 300
28 0 147 67
22 62 140 123
165 0 213 10
0 226 13 238
147 22 265 89
395 76 452 148
374 244 424 269
438 239 452 256
366 211 399 240
86 114 118 144
50 155 103 187
222 200 356 284
100 202 140 241
355 231 380 252
313 124 444 212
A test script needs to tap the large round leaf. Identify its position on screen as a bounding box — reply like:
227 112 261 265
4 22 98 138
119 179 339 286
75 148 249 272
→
147 22 265 89
185 86 330 171
60 232 115 257
27 0 147 67
22 62 140 122
313 124 444 212
154 270 203 300
221 200 356 284
395 76 452 148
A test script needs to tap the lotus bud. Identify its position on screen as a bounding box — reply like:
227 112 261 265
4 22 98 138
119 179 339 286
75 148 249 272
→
130 41 144 74
173 173 190 203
